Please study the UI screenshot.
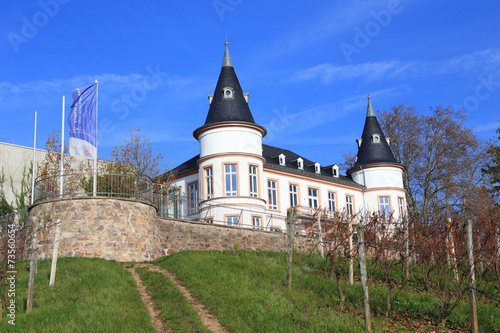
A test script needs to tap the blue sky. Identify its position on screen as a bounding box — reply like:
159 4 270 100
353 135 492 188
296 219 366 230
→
1 1 500 173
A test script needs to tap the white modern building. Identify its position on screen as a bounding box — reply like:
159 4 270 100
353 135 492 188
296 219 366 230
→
168 42 406 235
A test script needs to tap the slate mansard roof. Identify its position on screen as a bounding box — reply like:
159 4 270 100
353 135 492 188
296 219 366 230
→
170 144 362 188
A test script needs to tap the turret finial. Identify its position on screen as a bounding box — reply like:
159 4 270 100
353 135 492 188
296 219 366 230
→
222 37 233 67
366 92 375 117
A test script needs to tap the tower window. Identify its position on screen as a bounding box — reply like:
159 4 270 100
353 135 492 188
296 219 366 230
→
372 134 381 143
222 87 234 99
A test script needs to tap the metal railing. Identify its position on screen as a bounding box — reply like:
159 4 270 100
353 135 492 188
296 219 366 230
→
34 172 153 203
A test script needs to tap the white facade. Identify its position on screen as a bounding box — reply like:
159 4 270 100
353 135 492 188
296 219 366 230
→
169 42 406 233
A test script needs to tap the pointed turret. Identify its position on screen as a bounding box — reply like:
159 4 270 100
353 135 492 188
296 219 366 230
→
349 94 398 171
194 40 265 138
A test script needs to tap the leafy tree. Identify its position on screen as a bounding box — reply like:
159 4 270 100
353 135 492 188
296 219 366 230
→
483 125 500 206
344 105 490 218
109 128 166 178
0 167 13 216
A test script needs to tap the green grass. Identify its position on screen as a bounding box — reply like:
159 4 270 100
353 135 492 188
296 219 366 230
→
135 266 210 333
152 251 500 333
152 251 404 332
0 257 155 333
1 252 498 332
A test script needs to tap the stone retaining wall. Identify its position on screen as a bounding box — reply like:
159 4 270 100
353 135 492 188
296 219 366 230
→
157 217 318 255
29 198 319 262
30 197 163 262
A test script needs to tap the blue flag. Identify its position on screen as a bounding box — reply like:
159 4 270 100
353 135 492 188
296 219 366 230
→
68 83 97 159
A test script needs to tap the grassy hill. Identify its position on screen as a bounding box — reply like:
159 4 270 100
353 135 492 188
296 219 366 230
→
1 251 498 332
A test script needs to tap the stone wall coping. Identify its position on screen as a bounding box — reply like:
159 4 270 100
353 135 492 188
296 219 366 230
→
157 216 310 239
29 196 158 212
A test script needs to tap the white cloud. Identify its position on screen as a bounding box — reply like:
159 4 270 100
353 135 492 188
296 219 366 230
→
292 48 500 84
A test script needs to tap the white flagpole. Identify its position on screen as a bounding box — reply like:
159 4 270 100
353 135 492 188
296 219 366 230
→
31 110 37 205
93 79 98 196
59 95 65 198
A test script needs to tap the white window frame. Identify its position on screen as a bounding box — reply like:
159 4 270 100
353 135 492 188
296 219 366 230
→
328 192 336 212
297 158 303 170
398 197 405 219
249 165 258 198
289 184 298 207
188 182 198 214
379 196 390 220
226 216 239 226
224 164 238 196
252 216 261 229
205 167 213 199
308 188 318 208
268 180 278 210
346 195 354 216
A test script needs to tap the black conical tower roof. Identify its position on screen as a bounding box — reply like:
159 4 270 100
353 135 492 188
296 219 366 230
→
350 94 398 170
194 41 265 137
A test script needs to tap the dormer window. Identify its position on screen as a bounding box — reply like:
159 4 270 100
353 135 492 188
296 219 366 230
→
297 158 303 170
332 164 339 178
279 153 286 166
386 137 391 146
372 134 381 143
222 87 234 99
356 139 362 148
315 162 321 174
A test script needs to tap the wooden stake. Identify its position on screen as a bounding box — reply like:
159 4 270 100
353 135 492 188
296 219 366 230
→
49 219 62 287
447 218 459 282
317 215 324 257
496 223 500 287
348 218 354 285
466 219 478 333
357 223 371 332
403 215 409 281
26 224 38 313
286 208 296 290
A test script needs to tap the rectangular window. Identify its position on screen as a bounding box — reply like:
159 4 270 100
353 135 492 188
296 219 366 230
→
328 192 336 212
398 197 405 218
289 184 298 207
224 164 237 196
308 188 318 208
252 216 261 229
249 165 258 197
268 180 278 210
346 195 353 216
205 167 213 199
379 196 390 219
188 182 198 214
204 217 213 224
226 216 239 226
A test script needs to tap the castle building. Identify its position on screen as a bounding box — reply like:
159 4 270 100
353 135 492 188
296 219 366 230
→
169 41 406 234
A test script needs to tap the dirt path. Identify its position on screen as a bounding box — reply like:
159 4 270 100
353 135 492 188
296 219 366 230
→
125 266 171 333
136 263 230 333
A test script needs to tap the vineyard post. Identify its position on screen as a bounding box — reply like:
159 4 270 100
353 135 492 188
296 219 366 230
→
26 224 38 313
49 219 62 287
447 218 459 282
357 223 371 332
317 215 324 257
403 215 409 280
348 217 354 285
466 219 478 333
286 207 296 290
496 223 500 288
